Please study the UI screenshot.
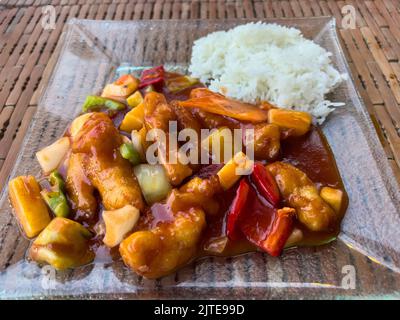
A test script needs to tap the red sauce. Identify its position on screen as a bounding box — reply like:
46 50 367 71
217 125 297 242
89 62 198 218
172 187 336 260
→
197 126 349 257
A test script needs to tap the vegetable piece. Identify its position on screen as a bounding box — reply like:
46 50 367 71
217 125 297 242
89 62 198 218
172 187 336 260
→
251 162 280 207
119 142 141 166
178 88 268 122
120 102 145 132
284 228 303 248
8 176 51 238
69 113 92 138
217 152 254 190
131 129 145 161
133 164 172 205
127 91 143 108
139 65 165 89
261 207 296 256
41 190 69 218
226 179 250 240
36 137 70 174
166 75 199 93
49 171 65 191
82 95 125 113
268 108 312 136
320 187 343 213
102 204 140 247
225 178 295 256
102 74 139 98
29 217 94 270
42 170 70 217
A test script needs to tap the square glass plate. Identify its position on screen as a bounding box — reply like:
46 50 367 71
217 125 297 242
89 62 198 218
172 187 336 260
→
1 18 400 299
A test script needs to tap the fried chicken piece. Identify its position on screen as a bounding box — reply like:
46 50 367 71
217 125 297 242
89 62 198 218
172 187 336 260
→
144 92 192 186
247 123 281 160
267 162 338 231
120 207 206 279
68 112 144 216
84 149 144 212
65 153 97 221
119 174 223 278
170 101 201 134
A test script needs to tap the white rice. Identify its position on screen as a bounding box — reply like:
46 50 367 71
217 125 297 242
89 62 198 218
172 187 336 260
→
189 22 347 123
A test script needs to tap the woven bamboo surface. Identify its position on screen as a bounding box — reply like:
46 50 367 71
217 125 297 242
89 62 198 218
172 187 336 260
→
0 0 399 190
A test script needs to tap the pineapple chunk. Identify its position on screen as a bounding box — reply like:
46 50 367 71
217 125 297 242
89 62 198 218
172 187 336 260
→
127 91 144 108
102 205 140 248
320 187 343 213
69 113 92 138
217 152 254 190
201 127 234 163
29 217 94 270
268 108 312 136
8 176 51 238
120 103 145 132
102 75 139 98
36 137 70 173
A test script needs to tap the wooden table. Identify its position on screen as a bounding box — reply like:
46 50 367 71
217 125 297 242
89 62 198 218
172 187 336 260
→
0 0 400 190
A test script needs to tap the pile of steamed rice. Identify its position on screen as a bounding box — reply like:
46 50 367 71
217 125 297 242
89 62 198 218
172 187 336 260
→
189 22 346 123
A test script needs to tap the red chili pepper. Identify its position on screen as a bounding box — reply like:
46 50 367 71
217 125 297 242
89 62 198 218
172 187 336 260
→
226 179 250 241
251 162 280 207
262 207 295 256
139 65 165 89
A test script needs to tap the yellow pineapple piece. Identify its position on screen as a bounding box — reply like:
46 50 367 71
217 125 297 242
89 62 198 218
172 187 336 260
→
8 176 51 238
127 91 144 108
320 187 343 213
268 108 312 136
217 152 254 190
120 103 145 132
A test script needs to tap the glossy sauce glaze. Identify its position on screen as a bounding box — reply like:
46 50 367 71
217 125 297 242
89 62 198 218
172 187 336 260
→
58 72 348 262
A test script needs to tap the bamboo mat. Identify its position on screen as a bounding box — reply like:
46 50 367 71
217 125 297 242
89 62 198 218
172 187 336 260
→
0 0 400 190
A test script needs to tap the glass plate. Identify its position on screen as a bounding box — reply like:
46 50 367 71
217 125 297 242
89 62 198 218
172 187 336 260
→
1 18 400 299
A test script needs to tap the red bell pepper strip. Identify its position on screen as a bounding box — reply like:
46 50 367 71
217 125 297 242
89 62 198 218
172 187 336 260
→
139 65 165 89
226 179 250 241
226 175 295 256
262 207 295 256
239 185 276 249
251 162 280 207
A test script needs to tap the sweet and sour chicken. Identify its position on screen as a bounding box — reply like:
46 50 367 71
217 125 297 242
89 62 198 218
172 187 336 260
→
8 67 348 278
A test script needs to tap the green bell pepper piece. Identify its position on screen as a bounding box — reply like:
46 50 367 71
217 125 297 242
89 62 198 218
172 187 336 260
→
119 143 141 166
49 171 65 191
41 190 70 218
82 95 125 112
